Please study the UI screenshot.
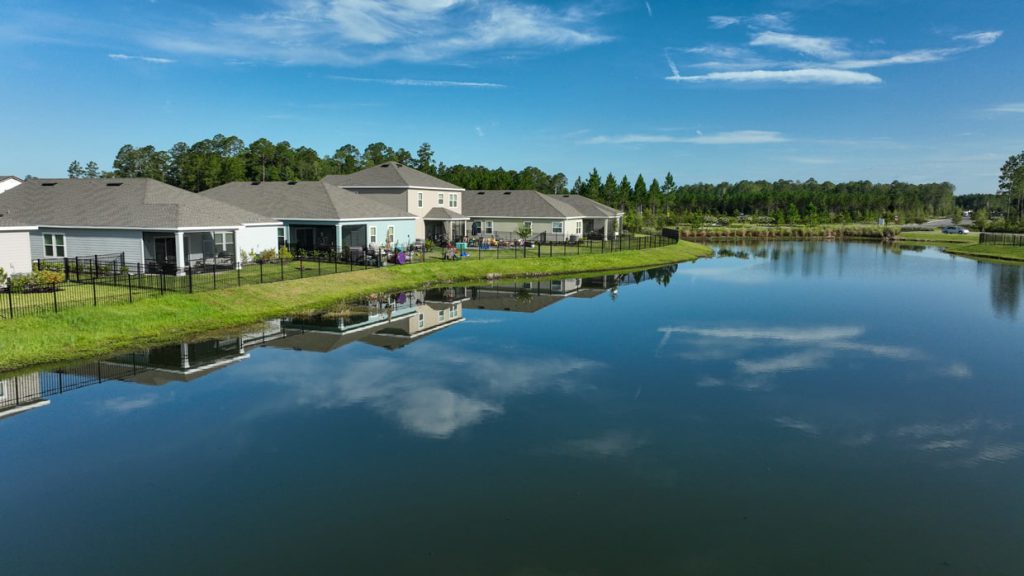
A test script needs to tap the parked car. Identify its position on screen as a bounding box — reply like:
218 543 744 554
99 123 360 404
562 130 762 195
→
941 226 970 234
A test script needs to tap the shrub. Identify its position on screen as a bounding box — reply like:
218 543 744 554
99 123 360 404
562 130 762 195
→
7 270 63 293
278 246 294 261
0 266 6 288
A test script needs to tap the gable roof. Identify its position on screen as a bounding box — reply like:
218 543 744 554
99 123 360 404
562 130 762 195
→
423 207 470 221
202 181 414 220
0 176 23 182
0 178 276 229
462 189 620 219
323 163 464 191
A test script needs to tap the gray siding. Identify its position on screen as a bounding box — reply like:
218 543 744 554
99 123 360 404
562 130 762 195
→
30 228 144 262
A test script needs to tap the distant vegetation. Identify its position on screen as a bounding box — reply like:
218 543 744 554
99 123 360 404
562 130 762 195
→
61 135 1024 231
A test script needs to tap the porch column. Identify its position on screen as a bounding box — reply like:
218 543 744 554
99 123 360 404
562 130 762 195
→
603 218 609 240
446 221 453 241
234 228 243 269
180 343 190 370
174 231 186 274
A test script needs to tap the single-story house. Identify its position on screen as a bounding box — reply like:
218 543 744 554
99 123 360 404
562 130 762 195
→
323 163 468 242
0 176 23 195
461 190 623 242
202 180 416 253
0 178 281 273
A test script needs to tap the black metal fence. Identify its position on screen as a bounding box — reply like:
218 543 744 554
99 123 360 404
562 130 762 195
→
980 232 1024 246
0 359 144 414
1 234 675 321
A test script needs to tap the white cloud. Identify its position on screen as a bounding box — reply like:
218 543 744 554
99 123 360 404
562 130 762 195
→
108 53 175 64
102 395 160 413
750 31 849 59
737 350 829 375
644 2 652 17
708 15 740 29
989 103 1024 113
564 430 647 457
330 75 505 88
659 325 864 342
774 417 820 435
584 130 787 145
955 31 1003 46
145 0 610 65
668 68 882 85
708 13 790 31
940 362 973 379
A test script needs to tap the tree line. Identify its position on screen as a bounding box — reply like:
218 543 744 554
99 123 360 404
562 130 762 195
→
62 133 986 226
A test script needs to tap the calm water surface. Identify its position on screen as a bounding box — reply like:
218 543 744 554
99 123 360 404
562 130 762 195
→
2 242 1023 575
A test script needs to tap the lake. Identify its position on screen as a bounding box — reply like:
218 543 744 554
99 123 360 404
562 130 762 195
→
1 241 1023 575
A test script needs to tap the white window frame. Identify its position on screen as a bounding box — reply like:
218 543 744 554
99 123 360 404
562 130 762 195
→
386 226 395 244
523 221 533 234
575 220 583 235
552 221 563 234
277 227 286 246
369 226 377 245
485 221 493 234
214 231 234 255
44 233 66 257
418 313 424 329
449 193 457 208
437 192 444 205
438 309 445 321
417 192 423 208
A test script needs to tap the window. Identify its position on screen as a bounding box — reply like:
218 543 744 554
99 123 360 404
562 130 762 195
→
523 221 533 234
277 227 286 247
418 313 424 329
485 221 493 234
417 192 423 208
552 221 563 234
44 233 65 257
575 221 583 235
369 226 377 245
438 309 445 321
451 304 458 317
437 193 444 205
214 231 234 257
449 193 458 208
386 226 395 244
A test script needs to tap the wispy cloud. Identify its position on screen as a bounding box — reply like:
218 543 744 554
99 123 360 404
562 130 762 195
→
330 75 505 88
145 0 610 65
584 130 787 145
108 53 175 64
774 417 820 435
989 102 1024 113
644 2 652 17
671 18 1002 86
102 395 160 414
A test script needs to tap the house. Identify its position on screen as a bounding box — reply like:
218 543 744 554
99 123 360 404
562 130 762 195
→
323 163 468 242
0 176 23 195
201 180 416 253
0 178 281 272
461 190 622 242
0 371 49 419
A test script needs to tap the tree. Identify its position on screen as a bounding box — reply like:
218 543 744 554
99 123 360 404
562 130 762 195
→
415 143 435 174
84 161 100 178
331 144 362 174
974 207 989 231
998 151 1024 221
633 174 647 217
67 160 84 179
246 138 276 181
362 142 395 167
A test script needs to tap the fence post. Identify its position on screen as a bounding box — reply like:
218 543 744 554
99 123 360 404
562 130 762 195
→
537 243 541 258
128 273 133 303
92 275 97 306
95 255 100 278
318 256 321 276
54 284 59 313
299 256 304 279
63 257 70 282
76 257 81 283
237 264 241 287
212 261 217 290
7 289 13 319
187 264 193 294
280 257 284 281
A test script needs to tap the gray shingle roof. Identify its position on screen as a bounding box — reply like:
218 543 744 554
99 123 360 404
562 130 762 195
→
462 190 619 219
0 176 23 182
549 194 623 218
0 178 276 229
323 163 464 190
423 207 469 221
202 181 413 220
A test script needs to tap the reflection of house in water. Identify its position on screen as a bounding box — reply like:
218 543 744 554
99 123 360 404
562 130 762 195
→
0 372 49 419
466 278 585 313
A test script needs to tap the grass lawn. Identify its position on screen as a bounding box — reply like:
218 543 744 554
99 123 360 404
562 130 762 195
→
897 231 1024 263
0 240 711 372
898 230 977 245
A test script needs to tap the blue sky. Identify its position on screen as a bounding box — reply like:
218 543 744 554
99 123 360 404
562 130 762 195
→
1 0 1022 193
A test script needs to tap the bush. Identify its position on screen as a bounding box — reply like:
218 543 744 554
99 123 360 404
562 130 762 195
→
0 266 6 288
7 269 64 293
278 246 294 261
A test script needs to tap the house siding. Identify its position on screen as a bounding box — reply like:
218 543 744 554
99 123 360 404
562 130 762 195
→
0 229 32 275
237 225 280 257
29 228 144 262
353 219 417 250
470 218 569 238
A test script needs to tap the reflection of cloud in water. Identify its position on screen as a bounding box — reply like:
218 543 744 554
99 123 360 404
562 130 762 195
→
250 343 601 438
774 417 820 436
939 362 973 379
659 324 921 388
563 430 647 457
673 265 771 284
919 439 970 451
101 395 160 414
738 350 830 375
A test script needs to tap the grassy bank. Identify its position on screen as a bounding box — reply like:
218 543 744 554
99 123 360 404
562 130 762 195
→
0 241 711 372
897 231 1024 263
676 224 897 239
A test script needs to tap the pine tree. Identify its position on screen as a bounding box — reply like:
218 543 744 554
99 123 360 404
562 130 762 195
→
67 160 84 179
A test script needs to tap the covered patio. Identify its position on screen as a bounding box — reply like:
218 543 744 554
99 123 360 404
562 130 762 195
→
424 207 469 243
143 230 238 274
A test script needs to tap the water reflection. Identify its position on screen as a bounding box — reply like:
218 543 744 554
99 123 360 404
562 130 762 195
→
988 262 1023 318
0 269 676 423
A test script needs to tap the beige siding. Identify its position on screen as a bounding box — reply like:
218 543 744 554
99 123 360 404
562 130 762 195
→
0 229 33 275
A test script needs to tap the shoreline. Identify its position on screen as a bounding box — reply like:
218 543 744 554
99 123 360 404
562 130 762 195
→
0 241 711 373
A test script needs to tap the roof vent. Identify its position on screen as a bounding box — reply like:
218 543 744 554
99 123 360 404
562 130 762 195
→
477 191 485 195
287 181 298 185
250 181 260 185
106 182 123 187
41 182 57 187
503 191 512 195
380 163 390 168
